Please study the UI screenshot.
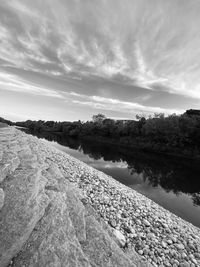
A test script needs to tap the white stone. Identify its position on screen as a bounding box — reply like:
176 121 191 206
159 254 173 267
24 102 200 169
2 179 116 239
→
113 229 126 247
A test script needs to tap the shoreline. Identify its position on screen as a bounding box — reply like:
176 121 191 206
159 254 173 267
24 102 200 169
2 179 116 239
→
1 127 200 266
22 129 200 161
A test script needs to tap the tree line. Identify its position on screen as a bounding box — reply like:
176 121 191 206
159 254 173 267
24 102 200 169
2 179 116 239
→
1 109 200 158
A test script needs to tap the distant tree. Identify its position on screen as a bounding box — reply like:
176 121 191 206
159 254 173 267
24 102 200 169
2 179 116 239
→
135 114 147 120
153 113 165 119
92 114 106 124
12 109 200 158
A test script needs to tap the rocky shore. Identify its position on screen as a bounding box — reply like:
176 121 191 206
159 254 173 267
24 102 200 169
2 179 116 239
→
0 127 200 267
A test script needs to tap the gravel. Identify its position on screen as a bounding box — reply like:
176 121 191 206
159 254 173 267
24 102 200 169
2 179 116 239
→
32 136 200 267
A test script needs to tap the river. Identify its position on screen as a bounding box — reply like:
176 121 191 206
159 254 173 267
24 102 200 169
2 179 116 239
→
22 130 200 228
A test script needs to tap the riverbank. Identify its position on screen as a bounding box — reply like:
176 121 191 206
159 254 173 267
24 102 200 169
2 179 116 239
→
79 135 200 161
23 128 200 161
1 127 200 267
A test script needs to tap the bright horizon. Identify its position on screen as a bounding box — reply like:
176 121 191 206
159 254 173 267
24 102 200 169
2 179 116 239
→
0 0 200 122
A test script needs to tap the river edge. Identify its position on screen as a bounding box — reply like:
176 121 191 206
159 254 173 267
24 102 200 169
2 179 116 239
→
2 127 200 266
22 129 200 161
34 131 200 266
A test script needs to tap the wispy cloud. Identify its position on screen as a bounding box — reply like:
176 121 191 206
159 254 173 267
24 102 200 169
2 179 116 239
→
0 0 200 99
0 71 63 98
69 92 183 115
0 0 200 121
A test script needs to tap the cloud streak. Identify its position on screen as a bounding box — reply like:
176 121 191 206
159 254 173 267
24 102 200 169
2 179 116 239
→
68 92 183 116
0 1 200 91
0 71 63 98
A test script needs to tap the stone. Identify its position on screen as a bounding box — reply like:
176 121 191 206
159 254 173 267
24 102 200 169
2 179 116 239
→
176 243 185 250
171 237 177 243
147 233 155 239
113 229 126 247
138 250 143 255
179 261 190 267
173 259 179 265
110 219 117 228
181 252 187 258
143 219 151 227
167 239 173 245
162 223 168 228
191 258 198 264
194 252 200 258
161 241 167 248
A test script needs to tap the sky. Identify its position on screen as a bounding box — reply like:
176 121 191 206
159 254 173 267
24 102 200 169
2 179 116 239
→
0 0 200 122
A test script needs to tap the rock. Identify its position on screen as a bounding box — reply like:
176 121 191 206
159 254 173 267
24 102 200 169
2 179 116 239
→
110 219 117 228
179 261 190 267
147 233 155 239
188 242 195 250
124 226 135 234
143 219 151 227
162 223 168 228
167 239 173 245
171 236 177 243
113 229 126 247
138 250 143 255
176 243 185 250
143 248 148 255
173 259 179 265
194 252 200 258
181 252 187 258
192 258 198 264
122 211 128 218
161 241 167 248
163 260 170 266
135 219 141 225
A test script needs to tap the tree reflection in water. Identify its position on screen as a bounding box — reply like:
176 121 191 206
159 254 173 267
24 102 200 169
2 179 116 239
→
22 129 200 207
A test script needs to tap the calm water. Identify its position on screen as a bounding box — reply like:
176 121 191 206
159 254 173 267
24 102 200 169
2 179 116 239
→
23 130 200 228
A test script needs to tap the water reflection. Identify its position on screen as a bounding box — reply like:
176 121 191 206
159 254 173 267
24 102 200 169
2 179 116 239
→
22 130 200 227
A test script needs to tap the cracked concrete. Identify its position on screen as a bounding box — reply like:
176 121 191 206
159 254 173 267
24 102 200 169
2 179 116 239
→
0 127 147 267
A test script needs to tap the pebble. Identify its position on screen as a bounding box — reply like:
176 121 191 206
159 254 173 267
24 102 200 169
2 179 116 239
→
138 250 143 255
191 258 198 264
176 243 185 250
167 239 173 245
110 219 117 228
147 233 155 239
179 261 190 267
161 241 167 248
194 252 200 258
181 252 187 258
143 219 151 227
113 229 126 247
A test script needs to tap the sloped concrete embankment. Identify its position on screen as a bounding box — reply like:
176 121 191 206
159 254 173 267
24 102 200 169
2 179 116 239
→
0 127 147 267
